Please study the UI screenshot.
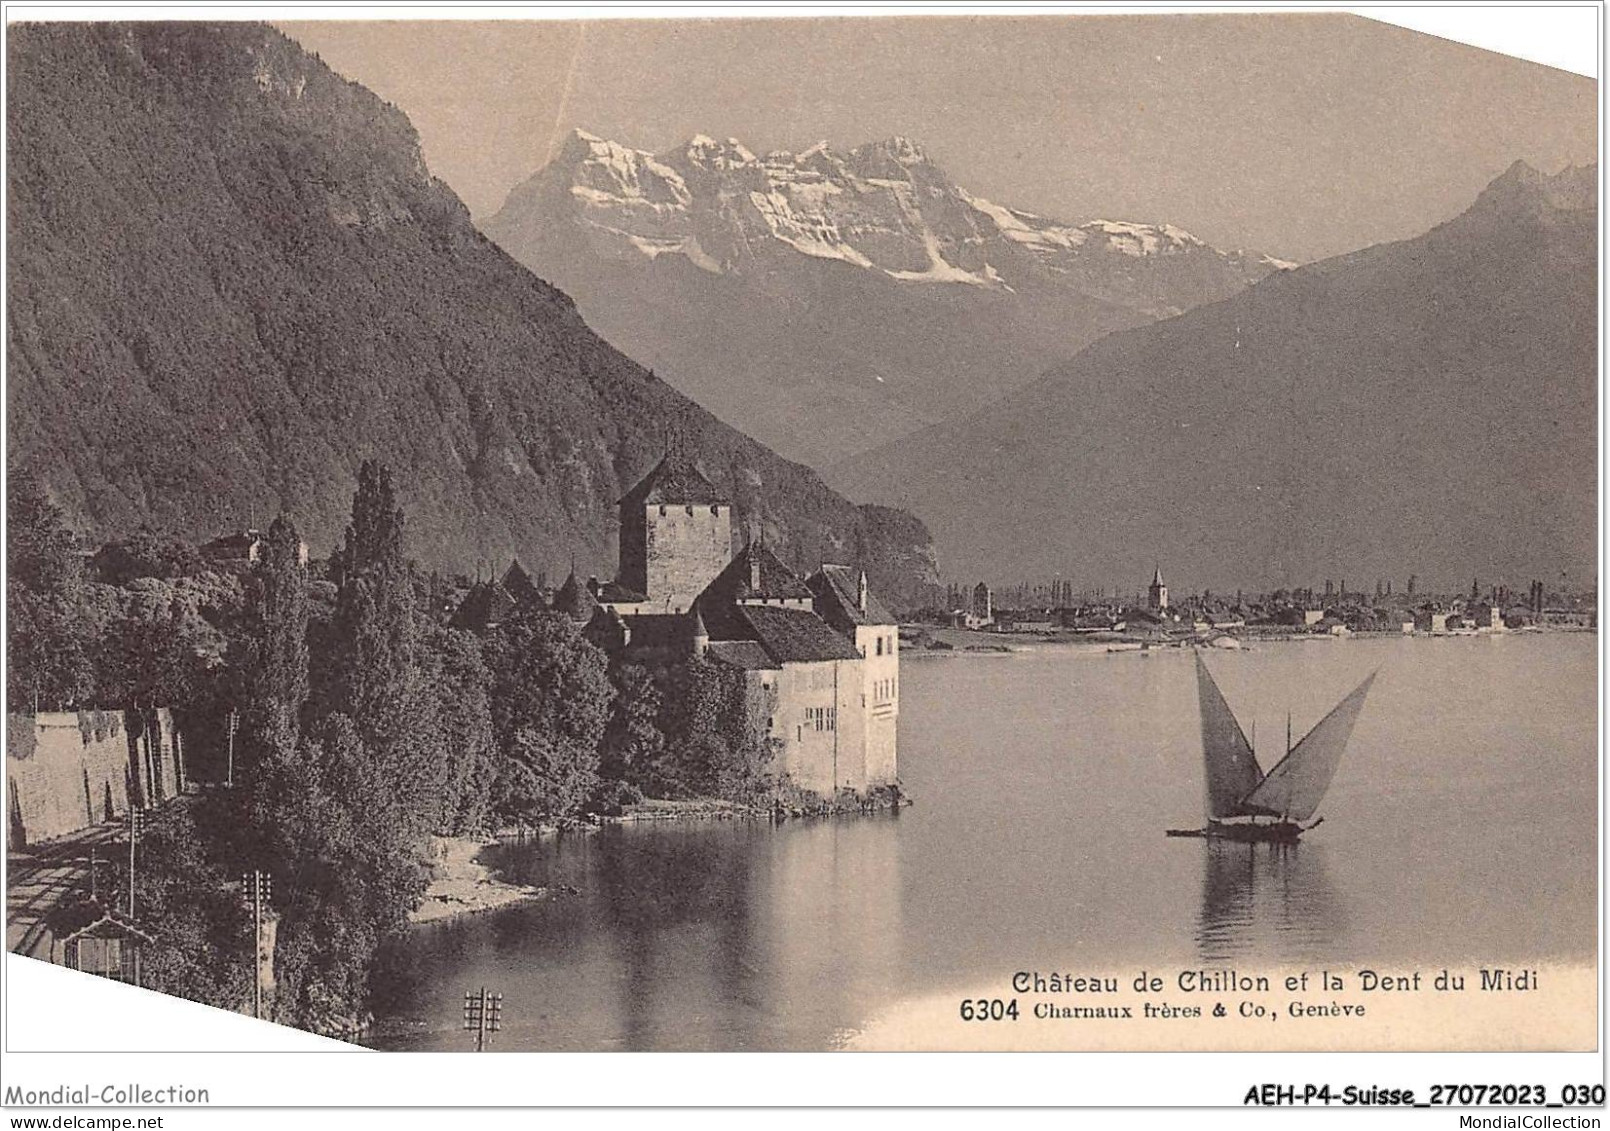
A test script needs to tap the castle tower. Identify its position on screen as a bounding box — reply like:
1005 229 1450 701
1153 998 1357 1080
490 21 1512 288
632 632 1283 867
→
1148 564 1169 611
615 451 733 614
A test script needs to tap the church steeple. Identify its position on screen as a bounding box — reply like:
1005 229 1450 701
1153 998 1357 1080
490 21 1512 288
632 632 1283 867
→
1148 563 1169 611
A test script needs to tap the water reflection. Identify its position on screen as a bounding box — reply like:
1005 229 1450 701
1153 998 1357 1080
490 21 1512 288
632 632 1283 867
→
1195 840 1345 964
372 815 904 1050
370 636 1597 1050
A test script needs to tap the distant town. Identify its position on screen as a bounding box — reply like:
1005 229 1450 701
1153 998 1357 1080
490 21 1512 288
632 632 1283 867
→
916 568 1596 647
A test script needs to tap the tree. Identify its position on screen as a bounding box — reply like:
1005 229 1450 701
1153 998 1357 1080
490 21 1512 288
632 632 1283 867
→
326 462 440 839
239 516 310 793
485 606 614 823
600 662 663 788
498 727 599 825
652 658 777 800
121 806 249 1010
90 528 206 585
96 580 211 709
252 713 425 1034
7 465 92 709
417 624 496 835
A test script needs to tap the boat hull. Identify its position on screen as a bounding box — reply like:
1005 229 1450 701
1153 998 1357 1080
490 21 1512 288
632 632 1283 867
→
1165 821 1306 844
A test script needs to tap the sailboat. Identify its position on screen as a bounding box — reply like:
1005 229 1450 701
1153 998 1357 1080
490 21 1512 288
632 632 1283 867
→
1167 653 1377 843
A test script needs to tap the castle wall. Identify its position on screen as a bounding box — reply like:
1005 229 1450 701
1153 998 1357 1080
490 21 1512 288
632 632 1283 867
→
617 503 649 596
640 503 732 613
855 625 900 788
772 657 866 796
6 709 186 847
7 712 131 846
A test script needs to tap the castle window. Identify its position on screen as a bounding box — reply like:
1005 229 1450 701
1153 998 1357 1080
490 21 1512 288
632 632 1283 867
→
804 706 837 733
685 505 694 516
711 506 720 516
875 637 883 656
659 505 667 516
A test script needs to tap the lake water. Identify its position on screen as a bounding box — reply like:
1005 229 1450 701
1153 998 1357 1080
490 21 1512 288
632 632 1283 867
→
370 633 1598 1051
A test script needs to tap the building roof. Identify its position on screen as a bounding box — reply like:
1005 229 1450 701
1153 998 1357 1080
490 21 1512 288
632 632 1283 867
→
501 559 542 606
551 570 600 624
807 564 894 629
706 640 779 671
702 541 813 605
451 580 517 631
739 604 863 663
1151 564 1166 587
199 530 262 558
618 451 728 507
47 899 156 944
595 579 647 605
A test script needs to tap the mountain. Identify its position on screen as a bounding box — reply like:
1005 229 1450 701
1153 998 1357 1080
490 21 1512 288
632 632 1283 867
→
482 129 1288 467
6 23 937 608
830 161 1597 594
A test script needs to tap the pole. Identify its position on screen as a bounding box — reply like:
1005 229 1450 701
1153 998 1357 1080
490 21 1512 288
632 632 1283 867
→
126 809 142 918
463 986 502 1051
226 709 239 788
253 872 262 1020
241 870 271 1019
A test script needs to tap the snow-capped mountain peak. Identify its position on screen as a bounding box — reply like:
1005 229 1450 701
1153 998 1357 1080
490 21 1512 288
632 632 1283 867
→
483 129 1303 469
500 130 1290 294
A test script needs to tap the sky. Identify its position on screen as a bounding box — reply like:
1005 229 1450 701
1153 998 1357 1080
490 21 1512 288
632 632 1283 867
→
278 14 1596 263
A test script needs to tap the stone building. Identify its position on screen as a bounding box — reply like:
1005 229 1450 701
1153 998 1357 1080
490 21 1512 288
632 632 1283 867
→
592 456 900 797
200 528 308 568
445 452 901 797
611 452 733 615
808 565 899 789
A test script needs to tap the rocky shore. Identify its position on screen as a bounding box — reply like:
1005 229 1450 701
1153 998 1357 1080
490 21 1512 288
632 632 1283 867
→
409 836 548 926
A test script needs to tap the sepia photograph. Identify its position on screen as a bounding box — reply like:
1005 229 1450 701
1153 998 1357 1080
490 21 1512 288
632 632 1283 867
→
1 2 1600 1092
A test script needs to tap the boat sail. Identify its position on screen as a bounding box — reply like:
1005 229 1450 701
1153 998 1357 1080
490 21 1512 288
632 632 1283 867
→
1195 651 1265 820
1169 654 1377 842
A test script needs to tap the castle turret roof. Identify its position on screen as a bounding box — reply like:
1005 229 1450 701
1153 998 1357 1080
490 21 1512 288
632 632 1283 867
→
451 579 517 631
502 558 542 606
618 450 728 506
552 570 599 624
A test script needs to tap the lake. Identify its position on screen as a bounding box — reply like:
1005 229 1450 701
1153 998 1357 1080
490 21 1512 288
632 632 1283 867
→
369 632 1597 1051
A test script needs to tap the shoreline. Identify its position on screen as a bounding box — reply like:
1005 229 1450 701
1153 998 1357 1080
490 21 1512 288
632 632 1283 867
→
901 623 1596 659
409 836 549 926
412 791 911 926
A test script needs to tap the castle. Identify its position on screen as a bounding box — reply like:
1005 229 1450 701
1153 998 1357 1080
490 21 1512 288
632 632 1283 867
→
456 452 898 797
